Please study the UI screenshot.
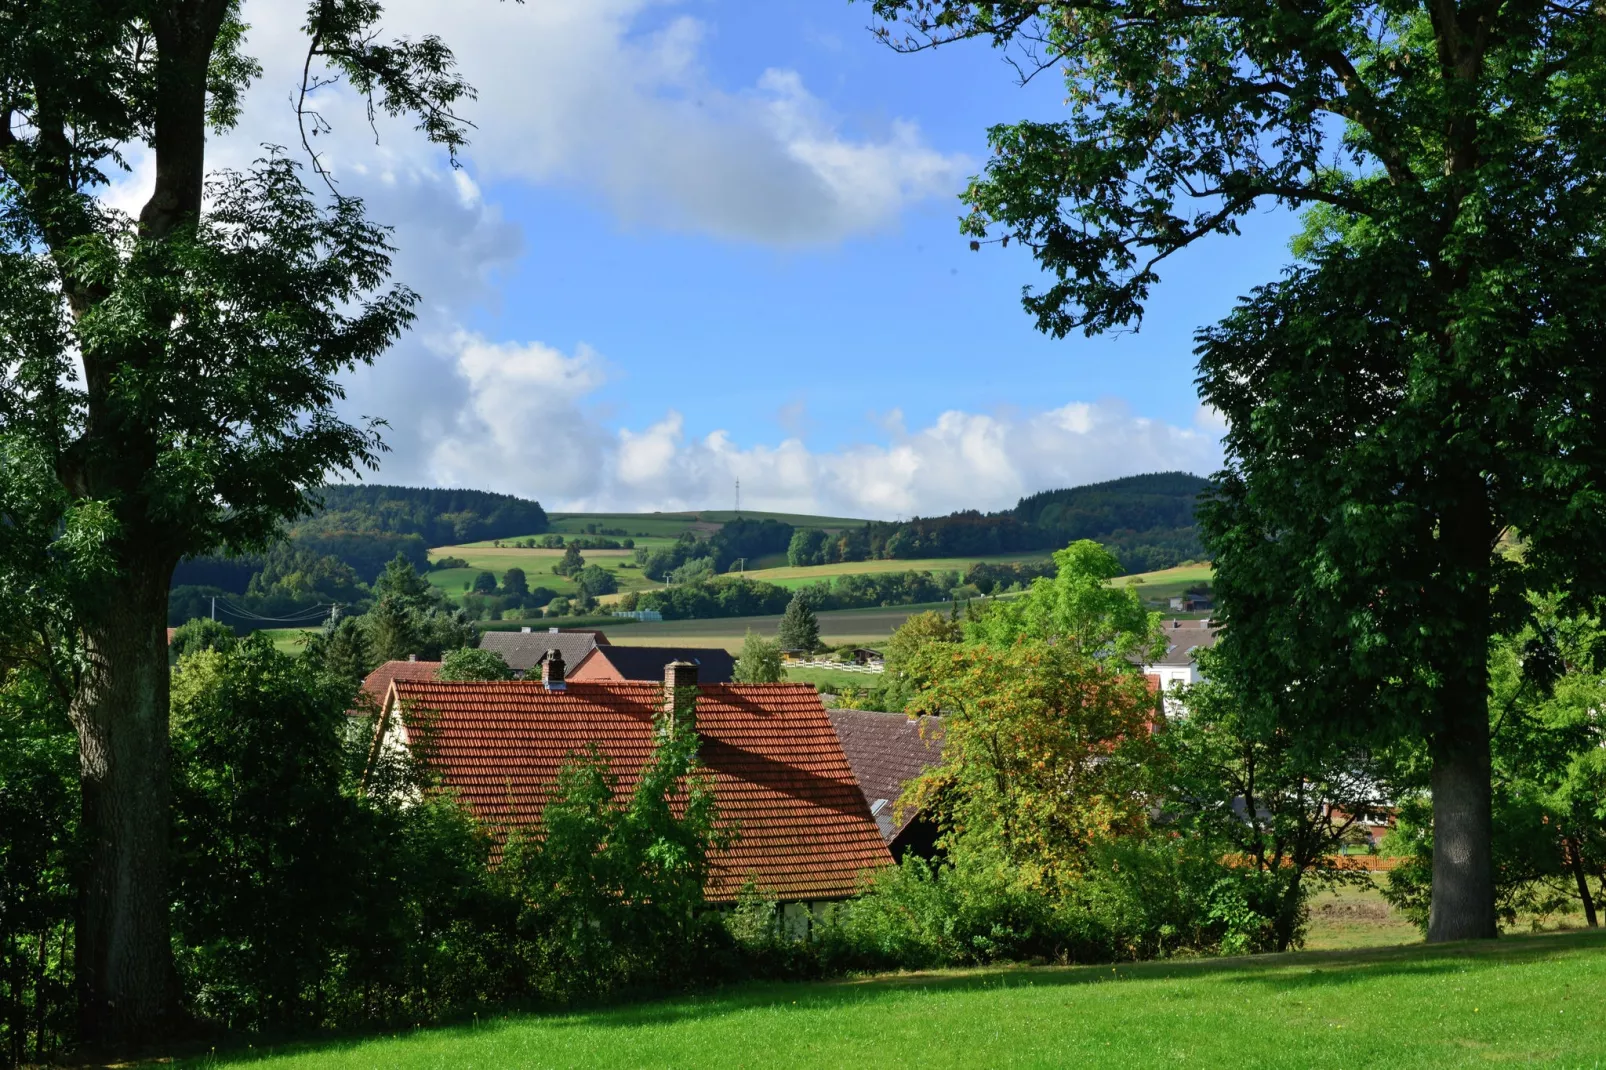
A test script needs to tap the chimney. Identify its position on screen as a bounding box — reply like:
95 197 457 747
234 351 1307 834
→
542 649 566 691
549 627 559 634
521 626 532 633
408 653 417 662
663 659 698 728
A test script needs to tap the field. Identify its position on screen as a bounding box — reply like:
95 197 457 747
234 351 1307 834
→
425 545 661 602
739 553 1048 590
599 602 956 653
187 928 1606 1069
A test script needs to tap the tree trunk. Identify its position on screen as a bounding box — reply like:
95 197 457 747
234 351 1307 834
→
69 563 178 1048
1426 696 1497 942
1566 837 1598 928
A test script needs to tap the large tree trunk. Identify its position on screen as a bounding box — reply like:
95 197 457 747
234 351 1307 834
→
1426 695 1497 942
69 562 178 1048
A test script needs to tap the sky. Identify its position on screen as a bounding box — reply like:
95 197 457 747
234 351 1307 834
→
108 0 1302 518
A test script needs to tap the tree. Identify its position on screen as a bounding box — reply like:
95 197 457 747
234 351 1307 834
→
787 528 827 567
869 0 1606 942
472 570 499 595
501 567 529 598
965 540 1161 663
732 632 783 684
904 640 1158 894
574 564 620 599
777 593 820 652
553 544 585 578
438 647 513 682
0 3 481 1037
168 618 237 661
1161 667 1391 950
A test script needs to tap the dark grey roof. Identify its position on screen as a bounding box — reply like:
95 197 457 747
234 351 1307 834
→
478 629 602 673
826 709 945 842
1148 620 1221 667
584 645 737 684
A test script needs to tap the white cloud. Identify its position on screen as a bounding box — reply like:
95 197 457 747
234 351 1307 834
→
374 0 970 243
427 332 1221 517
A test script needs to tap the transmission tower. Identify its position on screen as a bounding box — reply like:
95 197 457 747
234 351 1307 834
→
735 478 741 516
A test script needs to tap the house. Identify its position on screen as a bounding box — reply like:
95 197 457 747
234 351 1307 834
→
846 648 885 668
370 657 892 920
569 644 737 684
826 709 945 860
1142 618 1220 692
478 627 607 677
352 656 441 715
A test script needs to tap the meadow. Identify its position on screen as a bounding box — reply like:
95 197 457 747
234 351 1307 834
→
184 928 1606 1069
597 602 957 652
738 552 1050 589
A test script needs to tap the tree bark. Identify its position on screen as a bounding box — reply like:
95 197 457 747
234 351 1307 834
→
1566 837 1598 928
1426 695 1497 942
69 562 179 1048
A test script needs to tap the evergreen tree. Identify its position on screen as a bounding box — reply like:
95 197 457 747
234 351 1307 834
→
778 594 820 653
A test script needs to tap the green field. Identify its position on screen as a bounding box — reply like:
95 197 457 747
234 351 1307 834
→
601 602 956 652
187 928 1606 1069
425 545 662 602
783 665 886 692
543 510 868 537
739 552 1047 589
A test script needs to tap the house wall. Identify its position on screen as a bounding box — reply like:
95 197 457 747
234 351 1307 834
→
565 651 621 682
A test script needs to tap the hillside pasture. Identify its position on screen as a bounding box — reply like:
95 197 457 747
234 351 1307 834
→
186 929 1606 1069
601 602 956 653
739 552 1048 589
426 544 662 602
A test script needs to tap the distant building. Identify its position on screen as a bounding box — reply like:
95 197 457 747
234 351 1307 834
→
478 627 607 677
612 609 664 622
570 645 737 684
1142 618 1221 702
353 656 441 716
827 709 945 861
368 659 891 920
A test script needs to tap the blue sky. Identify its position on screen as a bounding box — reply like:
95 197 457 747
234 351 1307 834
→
112 0 1302 517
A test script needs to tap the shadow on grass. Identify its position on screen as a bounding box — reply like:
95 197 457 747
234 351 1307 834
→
178 928 1606 1066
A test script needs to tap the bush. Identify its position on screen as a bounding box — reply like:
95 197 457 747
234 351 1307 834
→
439 647 514 681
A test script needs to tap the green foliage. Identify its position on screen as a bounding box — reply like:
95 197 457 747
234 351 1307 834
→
301 484 547 548
574 563 620 598
552 544 585 578
1384 602 1606 931
169 618 239 660
438 648 513 682
0 665 76 1065
965 540 1161 663
1161 666 1389 950
500 567 528 597
498 696 727 1001
170 637 516 1032
778 593 821 652
471 570 498 595
732 631 784 684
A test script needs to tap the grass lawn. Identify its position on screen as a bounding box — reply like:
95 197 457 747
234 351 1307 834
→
257 627 317 654
187 929 1606 1069
783 665 885 692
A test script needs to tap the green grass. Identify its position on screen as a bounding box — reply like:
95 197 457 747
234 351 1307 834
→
256 628 317 654
541 510 870 539
783 666 885 692
186 929 1606 1069
425 545 662 602
739 553 1045 589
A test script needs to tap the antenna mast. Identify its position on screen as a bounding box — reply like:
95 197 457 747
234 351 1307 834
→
735 478 740 516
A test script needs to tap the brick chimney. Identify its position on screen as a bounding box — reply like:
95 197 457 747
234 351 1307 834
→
542 649 566 691
663 659 698 728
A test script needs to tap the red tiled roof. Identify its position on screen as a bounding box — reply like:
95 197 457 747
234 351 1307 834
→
356 659 441 714
383 680 892 902
826 710 945 843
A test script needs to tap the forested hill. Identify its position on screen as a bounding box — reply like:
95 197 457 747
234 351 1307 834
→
172 485 548 594
1012 472 1210 536
830 472 1210 573
300 485 548 546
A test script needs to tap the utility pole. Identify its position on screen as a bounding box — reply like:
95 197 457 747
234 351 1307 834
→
735 478 741 517
210 595 216 621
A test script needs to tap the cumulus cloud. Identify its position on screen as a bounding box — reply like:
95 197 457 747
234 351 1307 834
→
366 0 970 243
427 332 1221 517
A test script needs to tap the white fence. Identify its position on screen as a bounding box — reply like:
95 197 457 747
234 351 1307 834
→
786 659 884 674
